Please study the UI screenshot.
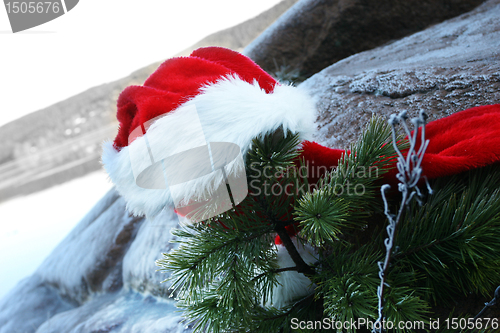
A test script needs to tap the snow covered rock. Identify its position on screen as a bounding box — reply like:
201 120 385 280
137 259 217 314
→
0 275 75 333
0 188 190 333
35 291 188 333
122 208 182 298
34 189 143 304
300 0 500 149
244 0 484 78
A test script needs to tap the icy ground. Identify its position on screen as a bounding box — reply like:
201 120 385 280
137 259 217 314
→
0 170 113 300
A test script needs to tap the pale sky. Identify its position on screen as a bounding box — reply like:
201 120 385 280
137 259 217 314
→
0 0 282 127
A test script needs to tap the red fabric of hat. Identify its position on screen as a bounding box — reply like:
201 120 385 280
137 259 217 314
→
113 47 277 150
298 104 500 182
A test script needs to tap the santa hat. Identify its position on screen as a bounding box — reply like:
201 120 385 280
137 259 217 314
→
102 47 316 219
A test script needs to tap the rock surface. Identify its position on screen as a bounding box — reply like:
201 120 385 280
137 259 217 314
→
245 0 485 78
300 0 500 149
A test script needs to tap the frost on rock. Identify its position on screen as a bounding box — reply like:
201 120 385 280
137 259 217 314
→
300 0 500 149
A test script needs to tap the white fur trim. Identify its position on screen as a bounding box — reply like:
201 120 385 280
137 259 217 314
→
265 239 317 308
102 76 316 218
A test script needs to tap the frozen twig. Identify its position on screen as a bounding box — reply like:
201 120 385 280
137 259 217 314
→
473 285 500 320
374 110 431 332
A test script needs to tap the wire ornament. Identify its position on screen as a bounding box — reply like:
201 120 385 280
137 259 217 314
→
374 110 431 332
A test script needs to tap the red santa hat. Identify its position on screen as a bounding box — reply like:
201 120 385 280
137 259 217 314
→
102 47 316 218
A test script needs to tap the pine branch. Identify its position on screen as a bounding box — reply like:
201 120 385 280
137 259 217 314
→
295 116 409 248
252 266 299 282
159 223 275 305
263 293 315 321
252 190 315 276
394 165 500 305
158 128 321 332
275 226 315 276
393 238 444 260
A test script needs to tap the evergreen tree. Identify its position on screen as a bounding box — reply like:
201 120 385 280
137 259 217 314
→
157 115 500 333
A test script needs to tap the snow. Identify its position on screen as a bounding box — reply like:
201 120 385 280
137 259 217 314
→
0 170 113 300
